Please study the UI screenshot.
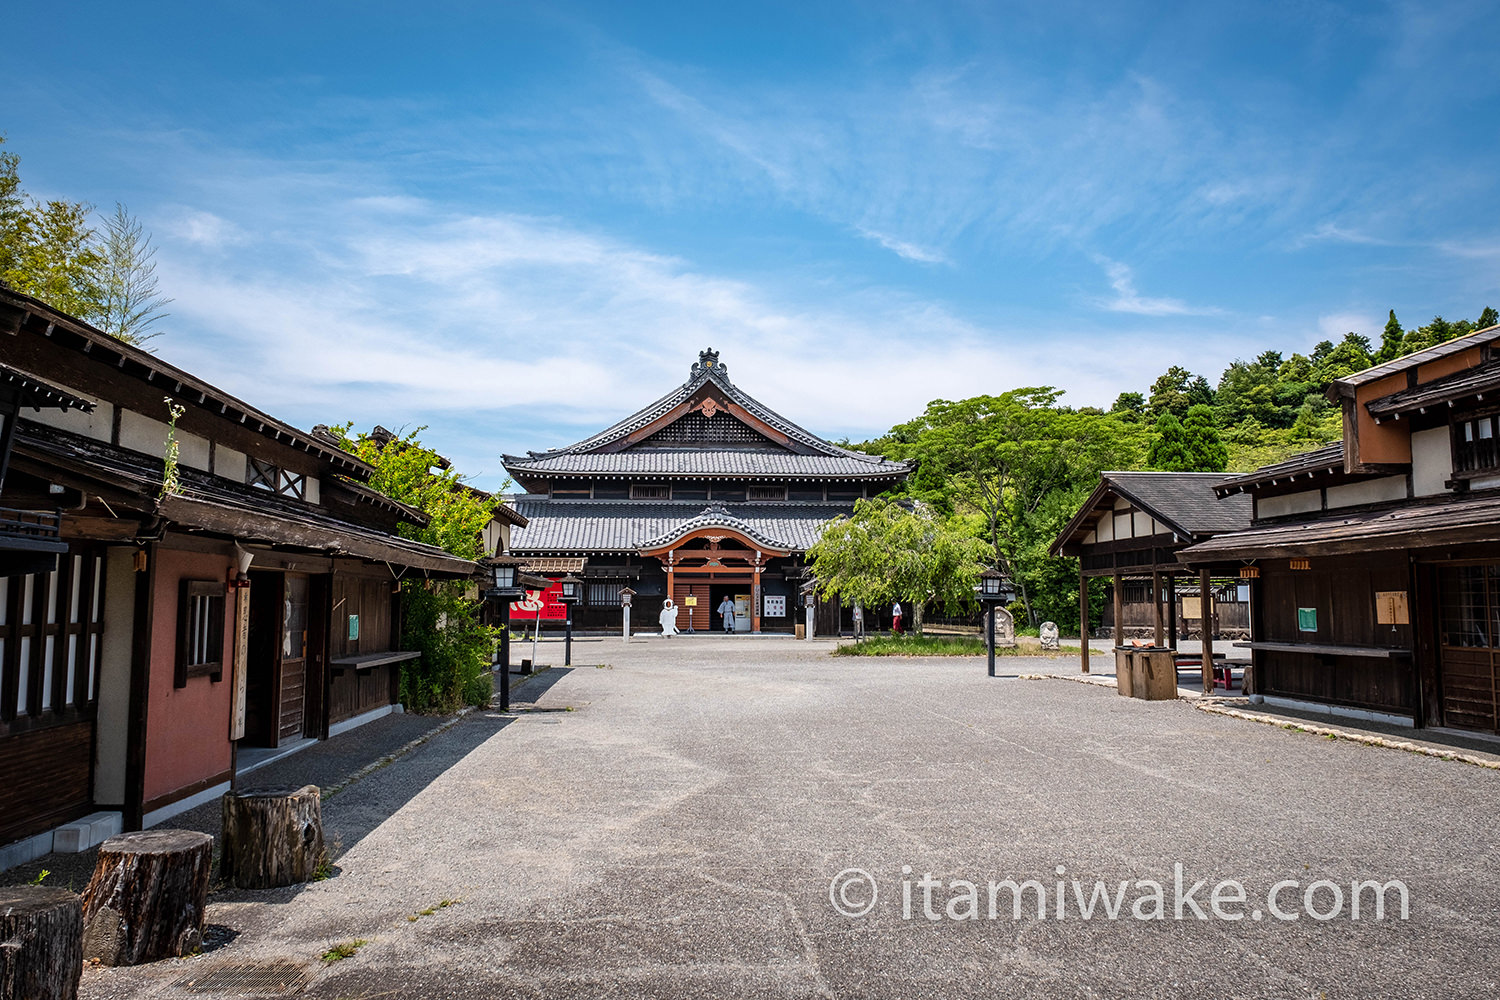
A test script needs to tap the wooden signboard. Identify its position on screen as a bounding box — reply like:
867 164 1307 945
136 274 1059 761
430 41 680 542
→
1297 607 1318 633
230 585 251 741
1182 596 1202 619
1375 591 1410 626
684 596 697 607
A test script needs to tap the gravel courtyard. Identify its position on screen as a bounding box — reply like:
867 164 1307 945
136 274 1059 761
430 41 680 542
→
85 637 1500 999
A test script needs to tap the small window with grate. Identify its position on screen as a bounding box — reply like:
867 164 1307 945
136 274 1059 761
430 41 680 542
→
1454 413 1500 477
176 580 225 685
247 458 307 499
748 485 787 501
631 484 671 500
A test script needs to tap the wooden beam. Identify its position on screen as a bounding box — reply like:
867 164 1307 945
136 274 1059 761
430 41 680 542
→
1079 567 1090 674
1112 571 1124 648
1166 574 1178 649
1152 570 1164 647
1200 567 1214 695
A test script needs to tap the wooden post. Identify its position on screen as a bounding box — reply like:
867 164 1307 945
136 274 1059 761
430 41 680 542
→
1167 573 1178 649
1200 567 1215 695
1079 568 1090 674
0 886 82 1000
1152 570 1165 647
1112 571 1124 648
81 830 213 966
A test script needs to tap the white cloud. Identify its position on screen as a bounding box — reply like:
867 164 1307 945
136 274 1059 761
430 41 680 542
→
158 208 246 249
1096 258 1222 317
853 226 951 264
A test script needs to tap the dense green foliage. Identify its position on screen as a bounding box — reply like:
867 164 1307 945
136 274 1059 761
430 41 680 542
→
849 308 1497 635
807 497 987 634
0 136 169 344
326 425 499 712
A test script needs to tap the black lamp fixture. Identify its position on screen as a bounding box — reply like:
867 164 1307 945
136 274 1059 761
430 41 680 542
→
558 575 583 604
485 555 527 598
976 567 1015 604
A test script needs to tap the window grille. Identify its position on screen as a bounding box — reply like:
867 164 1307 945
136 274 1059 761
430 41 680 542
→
0 548 106 728
631 484 671 500
588 582 624 606
748 485 787 501
176 580 226 685
638 412 773 447
247 458 307 499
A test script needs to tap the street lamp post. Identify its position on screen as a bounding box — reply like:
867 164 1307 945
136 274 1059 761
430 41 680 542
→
484 556 526 711
620 587 636 642
975 568 1014 679
558 575 582 666
801 580 817 641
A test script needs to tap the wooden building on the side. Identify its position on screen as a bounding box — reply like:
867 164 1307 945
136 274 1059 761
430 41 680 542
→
1178 321 1500 735
1051 472 1254 668
0 287 479 870
502 349 912 634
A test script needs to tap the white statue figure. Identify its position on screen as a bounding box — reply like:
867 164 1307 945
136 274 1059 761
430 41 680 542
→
1039 620 1060 651
659 597 680 637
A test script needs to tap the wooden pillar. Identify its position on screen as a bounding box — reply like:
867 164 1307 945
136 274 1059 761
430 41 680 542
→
1167 573 1178 649
1200 568 1215 694
1079 568 1090 674
752 553 763 634
1152 570 1165 647
665 550 675 615
1112 570 1124 648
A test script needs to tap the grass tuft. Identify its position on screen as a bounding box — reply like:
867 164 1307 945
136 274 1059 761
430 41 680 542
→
322 939 368 963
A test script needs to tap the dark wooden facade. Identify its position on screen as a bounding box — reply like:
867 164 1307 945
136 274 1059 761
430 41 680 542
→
1180 320 1500 734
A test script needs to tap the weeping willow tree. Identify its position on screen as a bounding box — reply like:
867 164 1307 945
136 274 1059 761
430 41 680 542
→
806 497 986 635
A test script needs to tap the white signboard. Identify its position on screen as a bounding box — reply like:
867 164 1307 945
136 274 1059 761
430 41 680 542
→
763 595 786 618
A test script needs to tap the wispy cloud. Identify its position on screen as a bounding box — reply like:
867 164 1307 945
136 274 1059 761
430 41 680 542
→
853 226 950 264
1096 258 1222 317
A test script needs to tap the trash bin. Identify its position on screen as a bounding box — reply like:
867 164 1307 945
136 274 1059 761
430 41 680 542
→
1113 648 1135 697
1132 647 1179 701
795 623 806 640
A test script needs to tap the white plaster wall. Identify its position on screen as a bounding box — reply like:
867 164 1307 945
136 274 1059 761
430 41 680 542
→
1326 475 1407 509
119 409 209 471
26 396 113 442
304 477 320 504
93 547 135 806
1410 426 1452 497
1094 516 1113 542
1257 490 1322 519
214 444 248 483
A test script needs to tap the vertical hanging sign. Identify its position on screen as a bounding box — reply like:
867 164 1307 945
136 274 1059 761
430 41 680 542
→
230 584 251 740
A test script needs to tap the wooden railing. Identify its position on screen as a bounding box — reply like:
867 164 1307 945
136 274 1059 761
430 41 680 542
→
0 506 61 541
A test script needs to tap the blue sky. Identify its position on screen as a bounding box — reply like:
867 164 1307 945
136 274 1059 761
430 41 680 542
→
7 1 1499 489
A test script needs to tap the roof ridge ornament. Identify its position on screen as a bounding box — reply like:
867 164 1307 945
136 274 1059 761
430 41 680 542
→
690 348 728 384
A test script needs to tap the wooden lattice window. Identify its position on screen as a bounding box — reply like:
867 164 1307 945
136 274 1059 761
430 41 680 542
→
0 548 106 731
175 580 225 685
631 484 671 500
248 457 307 499
748 485 787 501
587 582 625 606
1454 413 1500 477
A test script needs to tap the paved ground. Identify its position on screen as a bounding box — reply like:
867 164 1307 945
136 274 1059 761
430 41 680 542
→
78 636 1500 999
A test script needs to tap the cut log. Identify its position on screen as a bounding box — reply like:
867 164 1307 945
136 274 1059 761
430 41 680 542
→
0 886 83 1000
80 829 212 966
220 785 324 889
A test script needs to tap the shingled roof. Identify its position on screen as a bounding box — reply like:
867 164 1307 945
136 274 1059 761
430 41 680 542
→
507 497 851 554
1051 471 1253 556
502 349 910 482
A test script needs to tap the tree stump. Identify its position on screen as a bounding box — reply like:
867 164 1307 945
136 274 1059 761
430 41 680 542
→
0 886 83 1000
80 829 212 966
220 785 324 890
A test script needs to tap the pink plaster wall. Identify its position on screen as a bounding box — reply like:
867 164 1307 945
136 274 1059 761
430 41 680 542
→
143 546 235 805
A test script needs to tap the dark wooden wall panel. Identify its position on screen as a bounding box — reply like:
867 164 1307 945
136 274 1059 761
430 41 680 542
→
0 719 93 843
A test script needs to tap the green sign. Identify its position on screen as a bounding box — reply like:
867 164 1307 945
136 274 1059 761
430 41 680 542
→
1297 607 1317 633
348 614 360 641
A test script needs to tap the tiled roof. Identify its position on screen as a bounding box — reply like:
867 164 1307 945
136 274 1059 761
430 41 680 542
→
502 349 911 480
1105 472 1254 536
507 497 853 553
518 557 586 574
503 450 908 478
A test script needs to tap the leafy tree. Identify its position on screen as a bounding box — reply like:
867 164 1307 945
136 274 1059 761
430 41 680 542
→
1312 332 1373 386
1148 405 1228 472
1479 306 1498 330
808 498 986 635
96 203 171 346
1 197 104 319
1147 365 1213 419
325 425 500 711
1376 310 1404 363
1110 392 1146 422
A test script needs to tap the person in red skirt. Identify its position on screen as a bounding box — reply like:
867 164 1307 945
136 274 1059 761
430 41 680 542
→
891 601 903 634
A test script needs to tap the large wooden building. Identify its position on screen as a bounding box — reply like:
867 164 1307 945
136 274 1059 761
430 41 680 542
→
0 287 482 870
1178 322 1500 736
503 349 912 633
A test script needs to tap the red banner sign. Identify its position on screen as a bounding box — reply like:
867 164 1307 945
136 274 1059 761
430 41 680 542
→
510 579 567 621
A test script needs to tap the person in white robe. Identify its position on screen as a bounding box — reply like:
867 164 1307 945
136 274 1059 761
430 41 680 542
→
659 597 680 637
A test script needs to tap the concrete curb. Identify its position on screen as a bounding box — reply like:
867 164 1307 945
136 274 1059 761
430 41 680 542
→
1194 701 1500 771
322 707 476 801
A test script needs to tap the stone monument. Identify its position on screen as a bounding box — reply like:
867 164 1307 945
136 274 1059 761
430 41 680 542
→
991 607 1016 649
